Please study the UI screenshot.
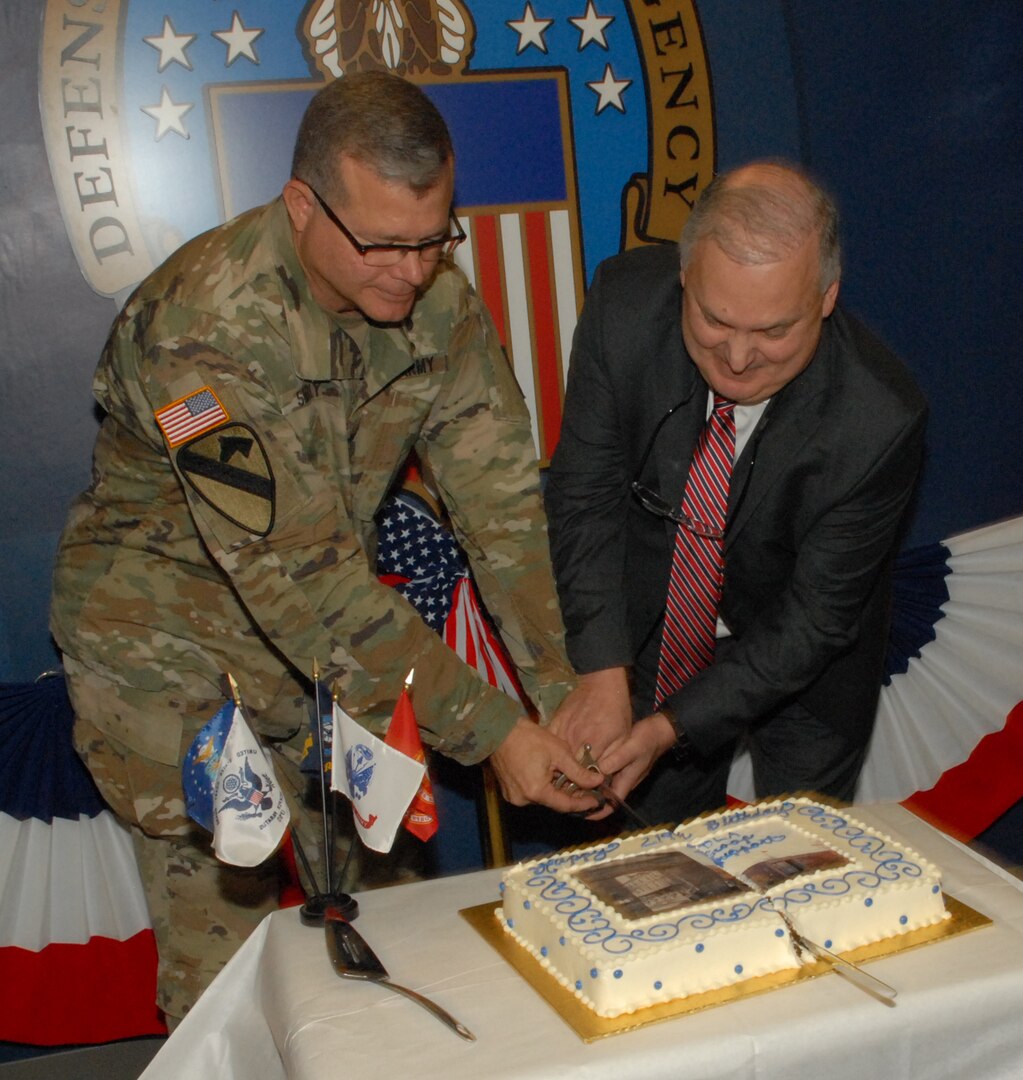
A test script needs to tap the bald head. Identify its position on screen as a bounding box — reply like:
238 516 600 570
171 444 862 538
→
679 161 841 292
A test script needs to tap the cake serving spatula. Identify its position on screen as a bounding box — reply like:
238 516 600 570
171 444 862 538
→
325 907 476 1040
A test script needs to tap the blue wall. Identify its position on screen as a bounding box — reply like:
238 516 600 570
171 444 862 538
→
784 2 1021 546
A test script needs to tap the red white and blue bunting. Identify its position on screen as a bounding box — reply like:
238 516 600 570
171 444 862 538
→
728 515 1023 838
0 675 164 1045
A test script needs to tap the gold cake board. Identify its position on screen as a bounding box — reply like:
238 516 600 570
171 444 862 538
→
460 895 990 1041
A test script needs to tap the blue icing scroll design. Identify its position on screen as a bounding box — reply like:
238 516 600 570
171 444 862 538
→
792 804 925 878
629 900 762 939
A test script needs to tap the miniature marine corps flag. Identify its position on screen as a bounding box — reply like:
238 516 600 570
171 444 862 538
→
330 700 426 854
385 669 439 841
183 700 290 867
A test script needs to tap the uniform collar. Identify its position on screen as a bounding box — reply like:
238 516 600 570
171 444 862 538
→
267 198 436 392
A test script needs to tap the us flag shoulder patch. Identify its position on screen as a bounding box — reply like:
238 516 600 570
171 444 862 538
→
155 387 229 447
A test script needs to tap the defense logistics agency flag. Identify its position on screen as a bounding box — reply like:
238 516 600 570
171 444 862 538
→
385 676 438 841
183 702 290 867
330 702 425 854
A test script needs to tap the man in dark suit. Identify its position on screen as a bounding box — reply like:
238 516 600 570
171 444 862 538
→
545 162 927 824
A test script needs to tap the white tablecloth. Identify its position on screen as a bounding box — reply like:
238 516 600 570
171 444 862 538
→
141 805 1023 1079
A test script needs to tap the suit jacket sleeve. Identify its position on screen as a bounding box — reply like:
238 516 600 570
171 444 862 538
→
547 247 689 673
545 266 632 671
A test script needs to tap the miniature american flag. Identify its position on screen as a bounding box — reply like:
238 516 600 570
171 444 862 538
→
155 387 228 447
377 491 523 703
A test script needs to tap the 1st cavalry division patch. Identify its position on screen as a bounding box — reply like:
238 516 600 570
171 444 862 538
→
176 424 275 537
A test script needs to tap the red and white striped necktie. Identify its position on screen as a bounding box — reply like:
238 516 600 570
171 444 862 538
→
654 395 736 707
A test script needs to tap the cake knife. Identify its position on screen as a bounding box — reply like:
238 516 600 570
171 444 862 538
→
757 895 897 1006
552 745 657 831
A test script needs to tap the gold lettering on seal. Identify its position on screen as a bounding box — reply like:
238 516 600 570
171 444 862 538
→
621 0 715 249
39 0 150 297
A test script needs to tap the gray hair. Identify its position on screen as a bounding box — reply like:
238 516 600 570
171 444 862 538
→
679 162 841 292
291 71 453 203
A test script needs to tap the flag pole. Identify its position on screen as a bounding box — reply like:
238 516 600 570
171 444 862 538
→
312 660 333 897
295 680 359 926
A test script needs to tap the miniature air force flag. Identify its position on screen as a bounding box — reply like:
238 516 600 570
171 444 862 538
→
183 702 291 867
330 702 426 854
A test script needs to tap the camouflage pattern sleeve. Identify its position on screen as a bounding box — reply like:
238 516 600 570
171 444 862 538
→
414 277 578 725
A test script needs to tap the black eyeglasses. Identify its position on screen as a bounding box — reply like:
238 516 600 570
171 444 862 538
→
307 184 466 267
630 397 764 540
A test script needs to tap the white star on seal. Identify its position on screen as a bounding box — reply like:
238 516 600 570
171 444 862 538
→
507 3 554 55
587 64 631 113
143 17 197 71
141 87 194 140
570 2 614 50
213 11 264 66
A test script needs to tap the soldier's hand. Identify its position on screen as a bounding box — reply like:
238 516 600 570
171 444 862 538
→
549 666 632 760
489 717 602 812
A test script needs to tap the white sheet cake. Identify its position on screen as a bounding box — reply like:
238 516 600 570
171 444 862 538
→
496 798 950 1017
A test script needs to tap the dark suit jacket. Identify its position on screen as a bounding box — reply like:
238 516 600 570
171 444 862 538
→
546 244 927 758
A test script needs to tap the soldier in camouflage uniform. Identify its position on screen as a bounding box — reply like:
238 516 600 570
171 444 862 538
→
50 71 599 1023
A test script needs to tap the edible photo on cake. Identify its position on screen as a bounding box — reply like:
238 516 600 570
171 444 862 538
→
681 817 851 888
573 851 749 920
742 847 850 889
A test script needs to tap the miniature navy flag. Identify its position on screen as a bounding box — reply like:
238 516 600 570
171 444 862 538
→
183 701 290 867
330 701 425 854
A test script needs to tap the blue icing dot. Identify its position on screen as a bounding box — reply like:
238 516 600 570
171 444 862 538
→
575 980 582 990
540 946 548 957
499 882 505 893
507 919 514 928
590 968 598 979
865 898 873 907
559 936 566 946
695 943 705 953
524 901 531 910
654 980 663 990
775 928 784 937
824 939 833 949
900 915 908 925
734 964 743 975
613 970 623 979
932 884 940 894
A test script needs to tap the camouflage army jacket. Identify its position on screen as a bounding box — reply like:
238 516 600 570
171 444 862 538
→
51 199 575 767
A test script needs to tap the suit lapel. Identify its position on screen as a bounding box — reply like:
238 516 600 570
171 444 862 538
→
652 349 704 548
724 330 833 549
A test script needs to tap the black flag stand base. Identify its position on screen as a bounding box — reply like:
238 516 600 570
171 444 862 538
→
299 891 359 927
287 815 361 927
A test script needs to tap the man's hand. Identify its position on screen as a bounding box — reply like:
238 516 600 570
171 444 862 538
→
549 667 632 760
489 717 603 813
597 711 677 803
